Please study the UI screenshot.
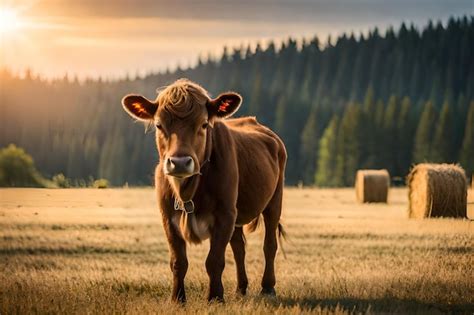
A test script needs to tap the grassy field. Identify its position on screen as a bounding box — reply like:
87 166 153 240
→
1 187 473 314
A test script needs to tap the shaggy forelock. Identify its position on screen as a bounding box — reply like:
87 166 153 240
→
157 79 210 119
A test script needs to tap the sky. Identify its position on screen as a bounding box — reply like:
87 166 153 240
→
0 0 472 79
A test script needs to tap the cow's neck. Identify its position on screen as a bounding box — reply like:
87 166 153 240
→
170 175 201 204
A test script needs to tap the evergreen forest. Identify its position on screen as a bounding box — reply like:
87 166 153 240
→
1 16 473 186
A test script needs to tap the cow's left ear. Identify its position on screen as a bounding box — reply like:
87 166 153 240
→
207 92 242 118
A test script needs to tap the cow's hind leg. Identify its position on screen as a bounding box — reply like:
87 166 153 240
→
260 179 283 296
230 226 248 295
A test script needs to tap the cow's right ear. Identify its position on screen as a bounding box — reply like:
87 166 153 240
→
122 94 157 121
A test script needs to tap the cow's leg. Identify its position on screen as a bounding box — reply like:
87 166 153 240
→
230 226 248 295
206 214 234 302
163 217 188 303
261 180 283 296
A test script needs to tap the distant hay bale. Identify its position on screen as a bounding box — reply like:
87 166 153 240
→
355 169 390 203
407 163 467 219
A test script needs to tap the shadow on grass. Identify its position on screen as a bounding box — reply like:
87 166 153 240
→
265 296 474 314
0 246 168 256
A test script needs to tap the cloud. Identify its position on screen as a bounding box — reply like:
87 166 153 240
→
28 0 474 23
5 0 473 78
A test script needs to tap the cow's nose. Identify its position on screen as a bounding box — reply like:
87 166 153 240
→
165 156 195 177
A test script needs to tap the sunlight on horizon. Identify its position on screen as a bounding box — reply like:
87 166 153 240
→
0 6 23 35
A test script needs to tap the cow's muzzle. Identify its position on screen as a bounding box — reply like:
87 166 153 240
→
164 156 195 178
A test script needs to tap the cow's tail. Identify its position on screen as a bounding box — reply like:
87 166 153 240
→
244 217 287 258
245 215 261 233
278 222 287 259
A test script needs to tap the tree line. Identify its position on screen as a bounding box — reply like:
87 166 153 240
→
0 16 473 186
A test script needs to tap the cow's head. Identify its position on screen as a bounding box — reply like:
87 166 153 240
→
122 79 241 199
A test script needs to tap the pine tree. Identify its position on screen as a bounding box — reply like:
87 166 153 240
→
248 70 262 118
315 116 339 186
371 99 386 168
84 135 99 177
273 95 287 139
397 97 414 176
299 105 320 185
362 86 376 165
454 94 468 158
66 138 84 179
431 101 455 162
363 86 375 114
274 95 307 184
99 127 126 185
413 101 437 163
382 95 399 174
334 104 364 186
459 101 474 176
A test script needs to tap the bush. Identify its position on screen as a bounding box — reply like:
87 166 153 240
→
52 173 71 188
0 144 49 187
93 179 109 189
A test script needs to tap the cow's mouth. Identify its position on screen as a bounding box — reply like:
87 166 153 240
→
164 171 195 179
164 168 202 179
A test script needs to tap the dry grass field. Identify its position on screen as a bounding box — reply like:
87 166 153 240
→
1 187 473 314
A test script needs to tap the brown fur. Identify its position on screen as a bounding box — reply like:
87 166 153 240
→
122 79 287 302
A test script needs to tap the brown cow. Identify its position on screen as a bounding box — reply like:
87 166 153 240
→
122 79 286 302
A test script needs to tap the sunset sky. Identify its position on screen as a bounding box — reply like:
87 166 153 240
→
1 0 472 79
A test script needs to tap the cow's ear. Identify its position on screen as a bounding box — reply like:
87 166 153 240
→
207 92 242 118
122 94 157 121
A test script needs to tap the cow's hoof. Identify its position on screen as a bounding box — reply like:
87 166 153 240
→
171 298 186 305
172 296 186 304
172 287 186 304
236 287 247 296
260 287 276 296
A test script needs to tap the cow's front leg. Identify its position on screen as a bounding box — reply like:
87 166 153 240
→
205 213 235 302
163 217 188 303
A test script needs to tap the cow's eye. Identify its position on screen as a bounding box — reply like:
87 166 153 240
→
202 122 209 129
156 123 163 131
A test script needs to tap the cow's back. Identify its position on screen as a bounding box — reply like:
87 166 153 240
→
222 117 286 225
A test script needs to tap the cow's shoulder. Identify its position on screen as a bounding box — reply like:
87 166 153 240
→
224 116 259 128
220 116 286 159
224 116 273 136
225 117 281 142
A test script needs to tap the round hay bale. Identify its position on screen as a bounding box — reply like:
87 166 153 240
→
407 163 467 219
355 169 390 203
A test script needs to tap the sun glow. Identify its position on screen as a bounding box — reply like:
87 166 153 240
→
0 7 24 35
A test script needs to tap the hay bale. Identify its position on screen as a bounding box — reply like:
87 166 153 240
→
355 169 390 203
407 163 467 218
